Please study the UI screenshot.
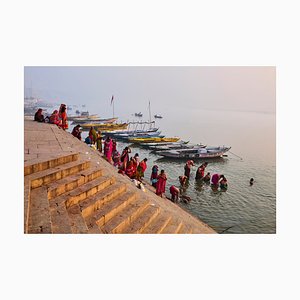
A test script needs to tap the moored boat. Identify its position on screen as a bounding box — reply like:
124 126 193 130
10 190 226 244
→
156 146 231 159
128 137 180 143
80 122 128 131
72 117 118 124
154 114 163 118
149 143 206 151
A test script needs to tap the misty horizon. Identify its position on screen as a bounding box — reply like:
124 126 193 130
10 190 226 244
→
24 66 276 117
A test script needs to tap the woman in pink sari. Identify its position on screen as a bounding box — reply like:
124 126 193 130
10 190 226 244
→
156 170 167 197
104 136 113 163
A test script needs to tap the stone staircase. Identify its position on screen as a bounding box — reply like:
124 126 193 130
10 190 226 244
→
24 153 199 234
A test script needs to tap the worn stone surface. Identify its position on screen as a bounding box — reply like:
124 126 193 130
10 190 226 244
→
24 120 216 234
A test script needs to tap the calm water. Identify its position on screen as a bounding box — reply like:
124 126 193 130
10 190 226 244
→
76 107 276 234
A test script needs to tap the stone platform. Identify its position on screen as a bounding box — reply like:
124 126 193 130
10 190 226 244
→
24 119 216 234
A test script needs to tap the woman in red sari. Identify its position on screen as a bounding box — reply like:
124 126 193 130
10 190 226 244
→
136 158 148 181
49 110 60 125
156 170 167 197
125 158 135 178
104 136 113 163
120 147 131 170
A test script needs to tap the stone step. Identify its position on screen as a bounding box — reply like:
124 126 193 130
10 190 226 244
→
65 176 116 209
85 190 136 233
67 204 89 234
27 186 52 234
123 204 161 234
47 166 103 200
101 198 151 234
141 213 172 234
50 202 73 233
24 152 79 176
160 218 183 234
93 191 137 227
80 182 128 219
177 224 192 234
29 160 91 189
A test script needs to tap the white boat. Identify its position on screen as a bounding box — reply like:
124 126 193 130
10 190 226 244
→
149 143 206 151
154 114 163 118
156 146 231 159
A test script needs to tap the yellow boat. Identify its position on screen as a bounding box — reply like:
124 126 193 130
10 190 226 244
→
80 122 128 131
128 137 180 143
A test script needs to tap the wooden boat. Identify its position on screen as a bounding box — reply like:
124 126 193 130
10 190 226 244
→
80 122 128 131
72 117 118 124
148 143 206 151
128 137 180 143
156 146 231 159
111 131 164 140
68 113 99 121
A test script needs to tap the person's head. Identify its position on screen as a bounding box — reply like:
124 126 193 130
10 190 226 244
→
37 108 43 113
134 153 139 158
144 158 148 162
160 169 165 174
53 110 58 114
98 130 101 134
75 124 81 129
60 104 66 113
207 172 210 176
204 162 208 166
250 178 254 185
124 146 128 151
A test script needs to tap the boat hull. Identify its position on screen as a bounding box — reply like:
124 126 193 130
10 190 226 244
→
156 147 231 159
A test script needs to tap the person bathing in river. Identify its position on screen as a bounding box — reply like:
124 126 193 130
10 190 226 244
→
203 172 211 183
179 175 188 186
169 185 180 203
219 175 228 190
184 160 194 179
195 162 208 180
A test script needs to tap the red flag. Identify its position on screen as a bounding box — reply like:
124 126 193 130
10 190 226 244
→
111 95 114 105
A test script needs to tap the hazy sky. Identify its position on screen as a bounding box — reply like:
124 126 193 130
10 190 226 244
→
24 66 275 116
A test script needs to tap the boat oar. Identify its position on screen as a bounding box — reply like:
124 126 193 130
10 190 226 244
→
229 150 243 160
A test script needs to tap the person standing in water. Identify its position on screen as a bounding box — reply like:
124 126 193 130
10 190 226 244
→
184 160 194 179
195 162 208 180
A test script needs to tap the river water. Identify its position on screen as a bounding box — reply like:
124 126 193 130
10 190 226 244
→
74 106 276 234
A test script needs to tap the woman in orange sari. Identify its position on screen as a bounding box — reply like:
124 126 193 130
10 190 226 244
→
58 104 68 130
